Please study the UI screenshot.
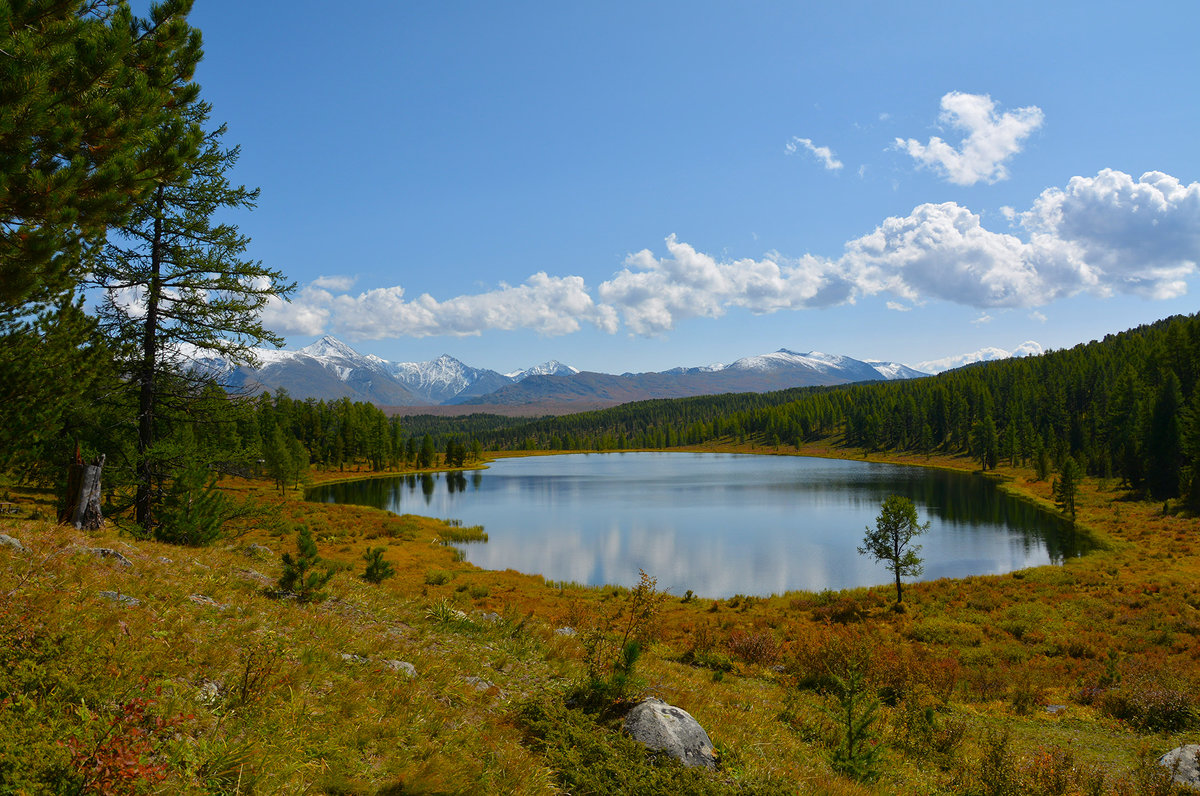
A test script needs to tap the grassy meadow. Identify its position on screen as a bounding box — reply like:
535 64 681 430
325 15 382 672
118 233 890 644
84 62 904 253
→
2 440 1198 794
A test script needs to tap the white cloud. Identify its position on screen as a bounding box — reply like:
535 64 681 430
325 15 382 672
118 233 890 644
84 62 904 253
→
1029 310 1047 322
895 92 1044 185
971 314 993 325
311 274 357 291
597 234 852 336
917 340 1044 374
886 301 911 312
1019 169 1200 299
259 170 1200 341
261 274 618 340
786 136 844 171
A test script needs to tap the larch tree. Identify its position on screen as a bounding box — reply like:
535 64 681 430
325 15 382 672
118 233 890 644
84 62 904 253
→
858 495 929 606
88 99 293 533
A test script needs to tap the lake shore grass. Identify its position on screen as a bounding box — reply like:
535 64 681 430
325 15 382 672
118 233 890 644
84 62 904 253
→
2 438 1197 793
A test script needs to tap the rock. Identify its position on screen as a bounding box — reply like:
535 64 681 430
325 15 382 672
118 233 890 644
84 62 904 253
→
554 626 576 637
188 594 227 609
0 533 26 552
1159 745 1200 789
623 697 717 770
243 543 273 559
87 547 132 568
384 660 417 678
340 653 369 664
197 680 224 704
478 612 501 623
235 568 273 586
98 591 140 606
464 676 494 692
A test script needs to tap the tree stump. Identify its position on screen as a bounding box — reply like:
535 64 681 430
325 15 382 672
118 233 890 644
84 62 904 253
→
62 454 105 530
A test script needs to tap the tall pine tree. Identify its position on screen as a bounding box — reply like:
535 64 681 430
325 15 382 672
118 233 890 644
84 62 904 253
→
88 99 293 533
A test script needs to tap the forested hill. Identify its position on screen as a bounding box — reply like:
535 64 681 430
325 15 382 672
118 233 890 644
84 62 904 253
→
410 313 1200 504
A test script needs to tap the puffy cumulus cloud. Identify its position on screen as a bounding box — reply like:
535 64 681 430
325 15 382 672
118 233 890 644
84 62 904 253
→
597 234 852 335
841 202 1052 307
259 285 331 336
1019 169 1200 299
895 92 1043 186
786 137 844 171
263 273 618 339
255 171 1200 340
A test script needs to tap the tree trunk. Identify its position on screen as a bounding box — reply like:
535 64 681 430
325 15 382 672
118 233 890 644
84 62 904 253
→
135 185 165 531
61 454 105 530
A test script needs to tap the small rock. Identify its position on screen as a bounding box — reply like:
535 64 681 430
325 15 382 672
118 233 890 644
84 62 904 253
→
188 594 227 609
1159 745 1200 789
478 612 501 623
157 556 173 564
623 697 717 769
87 547 132 568
554 626 576 637
1045 704 1066 715
98 591 140 606
197 680 224 704
235 568 273 586
340 653 369 664
0 533 26 553
243 543 273 559
464 676 494 692
384 660 417 678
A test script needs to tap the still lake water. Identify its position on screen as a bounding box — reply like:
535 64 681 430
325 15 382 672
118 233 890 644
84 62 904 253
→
307 452 1088 598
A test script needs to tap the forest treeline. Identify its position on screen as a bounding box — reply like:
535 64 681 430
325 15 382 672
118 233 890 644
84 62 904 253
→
405 314 1200 505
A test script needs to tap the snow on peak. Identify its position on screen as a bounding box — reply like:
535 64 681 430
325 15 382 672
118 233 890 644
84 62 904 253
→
916 341 1044 374
299 336 362 361
507 360 579 380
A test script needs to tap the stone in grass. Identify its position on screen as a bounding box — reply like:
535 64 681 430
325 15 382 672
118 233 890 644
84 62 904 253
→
384 660 417 678
1159 745 1200 789
0 533 26 552
87 547 133 568
98 591 140 606
623 697 717 770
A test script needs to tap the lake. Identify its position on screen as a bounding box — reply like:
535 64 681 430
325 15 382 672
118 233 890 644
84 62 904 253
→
306 452 1088 598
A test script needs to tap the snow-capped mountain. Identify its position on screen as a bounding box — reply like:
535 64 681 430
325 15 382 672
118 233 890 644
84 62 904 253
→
195 336 927 408
916 341 1044 374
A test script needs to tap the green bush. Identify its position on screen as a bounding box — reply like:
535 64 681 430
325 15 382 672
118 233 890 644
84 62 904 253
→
424 569 452 586
278 524 334 602
361 546 395 584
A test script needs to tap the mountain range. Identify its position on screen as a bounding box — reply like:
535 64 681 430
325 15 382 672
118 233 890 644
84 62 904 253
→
192 336 927 412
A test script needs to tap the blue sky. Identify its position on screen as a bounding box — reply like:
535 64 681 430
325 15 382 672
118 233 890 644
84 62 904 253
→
183 0 1200 374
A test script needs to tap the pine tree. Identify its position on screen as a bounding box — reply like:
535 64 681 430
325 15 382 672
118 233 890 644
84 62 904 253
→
88 99 293 532
1052 456 1080 522
1 0 203 308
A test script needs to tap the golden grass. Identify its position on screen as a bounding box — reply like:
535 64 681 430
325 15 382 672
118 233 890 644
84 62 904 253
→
2 441 1198 793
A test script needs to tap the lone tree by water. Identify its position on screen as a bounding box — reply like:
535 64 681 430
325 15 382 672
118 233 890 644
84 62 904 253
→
859 495 929 605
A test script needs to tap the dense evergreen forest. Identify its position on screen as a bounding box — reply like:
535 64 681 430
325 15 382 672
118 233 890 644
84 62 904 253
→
404 314 1200 505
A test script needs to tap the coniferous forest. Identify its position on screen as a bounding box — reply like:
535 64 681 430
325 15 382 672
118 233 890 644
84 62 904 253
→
406 313 1200 505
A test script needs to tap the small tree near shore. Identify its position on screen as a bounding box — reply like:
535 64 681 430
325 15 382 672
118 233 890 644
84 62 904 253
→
859 495 929 605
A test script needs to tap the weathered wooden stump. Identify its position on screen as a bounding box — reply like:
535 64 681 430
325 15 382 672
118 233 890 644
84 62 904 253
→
61 454 105 530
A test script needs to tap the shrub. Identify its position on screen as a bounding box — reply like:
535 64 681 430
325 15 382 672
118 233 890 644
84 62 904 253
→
277 524 334 602
424 569 452 586
361 546 395 584
727 629 780 666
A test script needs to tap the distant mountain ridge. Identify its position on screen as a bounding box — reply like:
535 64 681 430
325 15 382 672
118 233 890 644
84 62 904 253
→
193 337 926 408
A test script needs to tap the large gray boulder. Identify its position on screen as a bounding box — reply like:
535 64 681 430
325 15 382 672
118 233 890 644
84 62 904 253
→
1159 745 1200 789
623 697 716 769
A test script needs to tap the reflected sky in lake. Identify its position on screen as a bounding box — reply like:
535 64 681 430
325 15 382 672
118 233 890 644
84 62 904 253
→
307 452 1089 598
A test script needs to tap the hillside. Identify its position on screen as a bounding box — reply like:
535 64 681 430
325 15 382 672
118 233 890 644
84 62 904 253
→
3 446 1199 793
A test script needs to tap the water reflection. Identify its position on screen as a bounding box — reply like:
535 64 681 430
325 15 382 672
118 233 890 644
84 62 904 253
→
307 452 1089 598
